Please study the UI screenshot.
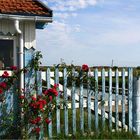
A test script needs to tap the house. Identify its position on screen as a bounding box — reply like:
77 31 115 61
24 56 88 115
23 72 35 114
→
0 0 52 68
0 0 53 90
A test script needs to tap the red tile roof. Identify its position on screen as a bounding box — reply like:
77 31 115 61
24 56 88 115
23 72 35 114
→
0 0 52 17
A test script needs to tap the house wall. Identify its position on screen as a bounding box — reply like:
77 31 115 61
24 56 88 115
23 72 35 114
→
0 19 36 49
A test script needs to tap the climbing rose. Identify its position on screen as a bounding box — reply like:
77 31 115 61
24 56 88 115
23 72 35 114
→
36 116 41 123
53 84 59 89
43 88 58 96
47 88 58 96
82 64 89 72
0 82 7 89
30 103 37 109
31 96 36 101
45 118 51 124
30 119 37 124
19 95 25 99
0 89 3 94
35 127 40 134
10 66 17 70
43 90 48 95
37 100 46 110
49 96 52 101
30 117 41 124
2 71 9 78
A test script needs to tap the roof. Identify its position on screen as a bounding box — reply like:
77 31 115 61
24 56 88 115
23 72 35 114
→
0 0 52 17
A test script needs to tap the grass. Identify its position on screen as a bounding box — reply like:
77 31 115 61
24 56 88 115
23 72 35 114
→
44 108 140 139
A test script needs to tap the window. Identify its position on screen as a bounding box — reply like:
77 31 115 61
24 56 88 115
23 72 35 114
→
0 39 14 69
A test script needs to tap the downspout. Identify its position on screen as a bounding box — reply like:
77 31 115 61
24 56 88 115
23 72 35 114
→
14 20 24 92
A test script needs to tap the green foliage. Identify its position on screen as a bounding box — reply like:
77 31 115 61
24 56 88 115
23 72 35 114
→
31 51 42 71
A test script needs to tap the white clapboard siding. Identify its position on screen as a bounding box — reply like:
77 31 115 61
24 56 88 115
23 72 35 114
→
24 21 36 49
0 20 15 34
0 20 36 49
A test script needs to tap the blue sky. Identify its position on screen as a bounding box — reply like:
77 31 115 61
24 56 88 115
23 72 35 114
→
36 0 140 67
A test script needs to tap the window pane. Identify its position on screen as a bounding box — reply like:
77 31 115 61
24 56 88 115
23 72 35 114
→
0 40 13 69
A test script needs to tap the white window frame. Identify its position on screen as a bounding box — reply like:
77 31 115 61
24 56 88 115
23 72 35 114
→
0 35 17 66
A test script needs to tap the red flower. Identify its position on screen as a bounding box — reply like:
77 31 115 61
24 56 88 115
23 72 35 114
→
39 102 44 110
47 88 58 96
36 116 41 123
0 82 7 89
10 66 17 70
0 89 3 94
19 95 25 99
54 84 59 89
49 96 52 101
43 90 48 96
35 127 40 134
37 95 42 99
31 96 36 101
82 64 89 72
41 99 46 105
45 118 51 124
30 103 37 109
30 119 37 124
2 71 9 78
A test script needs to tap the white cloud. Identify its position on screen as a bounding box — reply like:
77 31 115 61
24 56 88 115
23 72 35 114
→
42 0 97 11
54 12 77 19
38 0 140 67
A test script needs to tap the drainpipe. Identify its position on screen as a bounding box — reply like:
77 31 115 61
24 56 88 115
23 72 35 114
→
14 20 24 92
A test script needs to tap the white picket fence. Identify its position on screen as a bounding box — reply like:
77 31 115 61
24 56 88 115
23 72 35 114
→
41 67 133 137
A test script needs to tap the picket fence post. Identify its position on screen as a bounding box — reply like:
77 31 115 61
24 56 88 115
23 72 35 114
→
128 68 133 131
133 75 140 135
36 71 44 140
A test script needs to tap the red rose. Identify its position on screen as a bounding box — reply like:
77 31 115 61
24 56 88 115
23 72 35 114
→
30 103 37 109
30 119 37 124
36 116 41 123
2 71 9 78
31 96 36 101
48 88 58 96
42 99 47 105
43 90 48 96
37 95 42 99
49 96 52 101
82 64 89 72
0 82 7 89
10 66 17 70
45 118 51 124
0 89 3 94
38 102 44 110
19 95 25 99
35 127 40 134
54 84 59 89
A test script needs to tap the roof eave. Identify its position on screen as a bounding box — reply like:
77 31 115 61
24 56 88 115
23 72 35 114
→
0 14 53 23
35 0 53 13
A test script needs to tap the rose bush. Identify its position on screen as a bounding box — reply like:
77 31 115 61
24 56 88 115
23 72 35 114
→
0 51 91 138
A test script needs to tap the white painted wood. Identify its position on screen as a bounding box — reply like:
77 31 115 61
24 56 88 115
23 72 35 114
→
42 71 128 78
0 20 15 35
0 20 36 49
42 74 128 130
0 70 12 76
24 21 36 49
